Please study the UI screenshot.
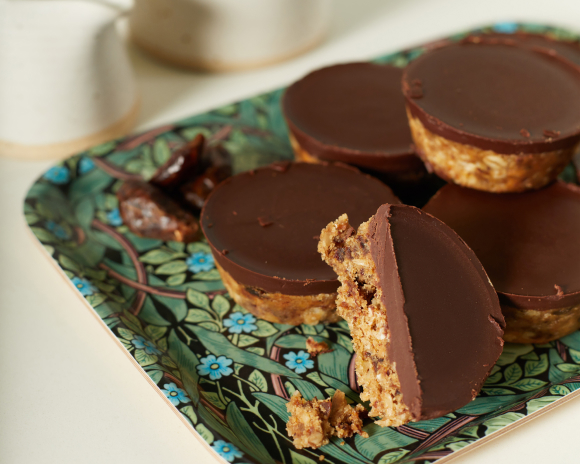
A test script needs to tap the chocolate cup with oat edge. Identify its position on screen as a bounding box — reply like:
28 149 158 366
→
318 205 504 426
282 62 437 204
200 162 400 325
423 181 580 344
403 40 580 193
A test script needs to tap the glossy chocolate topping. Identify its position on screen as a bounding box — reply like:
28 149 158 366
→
403 42 580 154
283 63 422 172
470 32 580 67
423 181 580 309
201 162 399 295
369 204 504 419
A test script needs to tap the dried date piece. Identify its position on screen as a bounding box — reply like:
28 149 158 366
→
181 165 232 210
117 181 199 242
202 143 232 171
150 134 205 190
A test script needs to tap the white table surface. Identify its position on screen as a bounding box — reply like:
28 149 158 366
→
3 0 580 462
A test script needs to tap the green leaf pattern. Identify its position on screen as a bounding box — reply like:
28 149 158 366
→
23 22 580 464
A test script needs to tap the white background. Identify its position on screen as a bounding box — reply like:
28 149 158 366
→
2 0 580 462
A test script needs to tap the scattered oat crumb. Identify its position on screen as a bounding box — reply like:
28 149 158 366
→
286 391 368 450
319 455 325 461
306 337 333 357
340 441 345 446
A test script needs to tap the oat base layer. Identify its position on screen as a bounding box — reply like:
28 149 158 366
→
286 390 367 449
318 215 414 427
407 110 577 193
289 133 322 164
503 302 580 344
215 262 339 326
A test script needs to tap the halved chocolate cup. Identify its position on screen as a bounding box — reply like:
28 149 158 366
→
319 205 504 426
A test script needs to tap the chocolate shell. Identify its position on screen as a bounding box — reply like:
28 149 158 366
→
469 32 580 67
370 204 504 418
423 181 580 309
200 162 400 295
403 41 580 154
283 63 423 173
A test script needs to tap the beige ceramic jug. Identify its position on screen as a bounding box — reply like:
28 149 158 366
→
130 0 333 71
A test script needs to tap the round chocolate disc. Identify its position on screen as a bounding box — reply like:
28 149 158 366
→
403 41 580 154
283 63 422 172
423 181 580 309
201 162 400 295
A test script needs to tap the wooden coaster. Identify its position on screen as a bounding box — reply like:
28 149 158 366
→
131 33 325 72
0 99 140 161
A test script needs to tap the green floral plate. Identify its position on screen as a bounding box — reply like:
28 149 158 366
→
24 23 580 464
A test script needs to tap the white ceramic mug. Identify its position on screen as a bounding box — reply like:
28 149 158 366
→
0 0 138 160
129 0 333 71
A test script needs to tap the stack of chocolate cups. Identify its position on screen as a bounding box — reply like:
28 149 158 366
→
281 33 580 344
410 34 580 344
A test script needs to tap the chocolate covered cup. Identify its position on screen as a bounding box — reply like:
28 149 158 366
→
282 63 427 181
403 40 580 192
200 162 399 325
423 181 580 343
318 205 504 426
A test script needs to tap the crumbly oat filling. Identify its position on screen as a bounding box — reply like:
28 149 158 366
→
502 302 580 344
215 261 339 326
328 390 368 439
407 110 576 193
286 391 333 449
286 390 367 450
318 215 414 427
306 337 333 357
289 133 322 164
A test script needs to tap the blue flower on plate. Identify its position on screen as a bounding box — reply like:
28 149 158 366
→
223 312 257 334
132 335 162 355
211 440 243 462
493 22 518 33
78 157 95 174
106 208 123 226
283 350 314 374
43 166 70 184
71 277 97 296
46 220 70 240
186 252 214 273
161 382 190 406
196 354 233 380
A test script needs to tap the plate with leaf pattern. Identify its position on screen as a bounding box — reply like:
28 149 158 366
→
24 22 580 464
